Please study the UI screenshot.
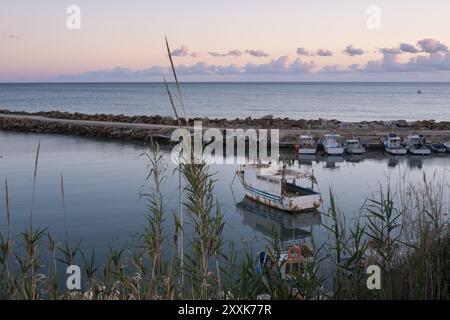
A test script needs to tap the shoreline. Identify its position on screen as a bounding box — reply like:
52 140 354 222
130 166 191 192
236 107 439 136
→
1 109 450 145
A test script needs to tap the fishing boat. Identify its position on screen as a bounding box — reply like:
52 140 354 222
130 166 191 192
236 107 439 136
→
236 163 321 213
323 133 344 155
405 134 431 155
345 139 365 154
296 135 317 155
384 133 407 155
430 143 447 153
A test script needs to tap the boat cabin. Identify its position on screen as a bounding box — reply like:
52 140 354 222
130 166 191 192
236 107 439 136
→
323 134 341 147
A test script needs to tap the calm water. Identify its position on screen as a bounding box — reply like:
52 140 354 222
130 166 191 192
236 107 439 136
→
1 131 449 269
1 82 450 121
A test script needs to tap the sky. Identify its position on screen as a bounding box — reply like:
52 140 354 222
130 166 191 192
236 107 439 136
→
1 0 450 82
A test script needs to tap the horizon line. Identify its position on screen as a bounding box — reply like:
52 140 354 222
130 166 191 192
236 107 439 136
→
1 81 450 84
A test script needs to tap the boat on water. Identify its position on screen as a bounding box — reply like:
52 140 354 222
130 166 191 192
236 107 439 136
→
430 143 447 153
384 133 407 155
444 139 450 150
257 242 314 281
323 133 344 155
236 163 322 213
345 138 365 154
296 135 317 155
405 134 431 155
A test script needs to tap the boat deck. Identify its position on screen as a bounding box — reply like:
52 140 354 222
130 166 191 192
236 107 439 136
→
283 182 319 197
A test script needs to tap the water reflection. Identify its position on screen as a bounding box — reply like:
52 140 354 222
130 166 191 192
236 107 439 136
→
236 197 321 244
279 150 438 171
1 131 449 264
407 156 424 169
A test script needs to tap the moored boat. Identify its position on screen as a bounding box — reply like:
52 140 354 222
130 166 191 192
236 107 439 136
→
345 139 365 154
430 143 447 153
384 133 407 155
323 133 344 155
236 164 321 213
296 135 317 155
405 134 431 155
444 139 450 150
257 242 314 281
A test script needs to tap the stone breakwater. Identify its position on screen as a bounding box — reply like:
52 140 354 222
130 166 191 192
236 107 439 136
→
1 109 450 144
2 109 450 131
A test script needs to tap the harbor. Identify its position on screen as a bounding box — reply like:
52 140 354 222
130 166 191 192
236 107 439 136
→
2 110 450 154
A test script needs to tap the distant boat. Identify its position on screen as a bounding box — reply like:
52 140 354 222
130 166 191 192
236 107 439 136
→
444 139 450 150
417 89 423 94
430 143 447 153
296 134 317 155
384 133 407 155
345 138 365 155
405 134 431 155
323 133 345 155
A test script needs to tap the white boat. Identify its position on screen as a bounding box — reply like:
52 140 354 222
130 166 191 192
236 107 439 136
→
236 164 321 213
345 139 365 154
384 133 407 155
323 134 344 155
405 134 431 155
297 135 317 155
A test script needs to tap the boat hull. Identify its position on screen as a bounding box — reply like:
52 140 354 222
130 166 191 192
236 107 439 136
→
298 147 317 155
243 184 321 213
408 148 431 155
346 148 365 155
385 147 407 155
324 146 344 155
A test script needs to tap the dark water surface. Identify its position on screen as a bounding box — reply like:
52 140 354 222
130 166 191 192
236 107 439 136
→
1 131 449 270
1 82 450 121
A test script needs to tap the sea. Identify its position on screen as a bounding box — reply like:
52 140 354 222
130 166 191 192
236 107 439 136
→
0 82 449 121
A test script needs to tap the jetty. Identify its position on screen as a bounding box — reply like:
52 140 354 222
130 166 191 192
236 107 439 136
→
1 110 450 150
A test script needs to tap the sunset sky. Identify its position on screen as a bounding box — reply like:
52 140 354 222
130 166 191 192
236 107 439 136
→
1 0 450 82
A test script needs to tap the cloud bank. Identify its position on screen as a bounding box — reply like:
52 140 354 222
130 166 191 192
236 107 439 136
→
54 38 450 81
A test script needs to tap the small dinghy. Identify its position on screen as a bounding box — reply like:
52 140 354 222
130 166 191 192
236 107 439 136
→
257 242 314 280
